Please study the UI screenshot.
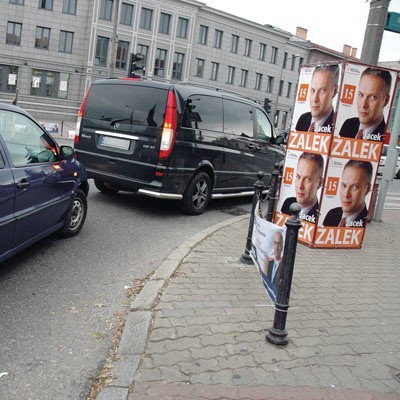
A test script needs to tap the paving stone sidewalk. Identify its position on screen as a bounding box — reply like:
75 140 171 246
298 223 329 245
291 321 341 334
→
99 210 400 400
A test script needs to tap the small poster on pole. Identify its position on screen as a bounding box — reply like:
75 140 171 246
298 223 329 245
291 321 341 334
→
250 203 286 303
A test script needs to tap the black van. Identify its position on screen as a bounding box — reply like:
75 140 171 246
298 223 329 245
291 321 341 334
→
74 79 285 214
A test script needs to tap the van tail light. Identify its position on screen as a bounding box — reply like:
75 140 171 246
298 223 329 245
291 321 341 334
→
75 87 91 145
158 90 177 160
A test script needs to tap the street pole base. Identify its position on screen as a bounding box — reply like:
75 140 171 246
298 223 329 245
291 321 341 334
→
240 252 253 265
266 327 289 346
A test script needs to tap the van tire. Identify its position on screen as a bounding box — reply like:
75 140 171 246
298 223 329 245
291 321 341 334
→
94 179 119 194
59 189 88 237
179 172 211 215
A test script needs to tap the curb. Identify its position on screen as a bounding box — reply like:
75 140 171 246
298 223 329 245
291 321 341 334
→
97 214 250 400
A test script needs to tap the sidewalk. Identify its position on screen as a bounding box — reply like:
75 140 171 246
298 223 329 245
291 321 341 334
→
98 209 400 400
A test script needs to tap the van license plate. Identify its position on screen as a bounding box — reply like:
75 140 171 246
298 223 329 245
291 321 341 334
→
101 136 130 150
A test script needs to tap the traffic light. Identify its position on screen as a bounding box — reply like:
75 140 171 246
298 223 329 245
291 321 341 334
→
264 98 272 114
128 53 145 78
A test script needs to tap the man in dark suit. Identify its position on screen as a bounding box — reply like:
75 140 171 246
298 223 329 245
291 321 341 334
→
295 64 339 133
281 152 324 224
323 160 373 228
339 67 392 142
266 231 283 289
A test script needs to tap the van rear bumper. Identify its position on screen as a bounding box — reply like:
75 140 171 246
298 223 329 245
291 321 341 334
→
86 167 187 199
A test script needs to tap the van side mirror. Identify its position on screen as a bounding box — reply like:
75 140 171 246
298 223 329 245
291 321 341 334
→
275 134 285 145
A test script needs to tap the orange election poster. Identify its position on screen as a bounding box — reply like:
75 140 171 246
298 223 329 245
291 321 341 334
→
315 63 397 248
274 61 398 249
275 62 341 246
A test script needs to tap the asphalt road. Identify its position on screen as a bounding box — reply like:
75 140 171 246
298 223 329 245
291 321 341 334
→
0 180 253 400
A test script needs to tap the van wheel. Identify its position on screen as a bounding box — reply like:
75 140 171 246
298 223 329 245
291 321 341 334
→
179 172 211 215
397 170 400 179
59 189 88 237
94 179 119 194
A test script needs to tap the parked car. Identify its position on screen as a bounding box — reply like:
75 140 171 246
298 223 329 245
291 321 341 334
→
74 79 285 214
378 144 400 179
0 103 89 264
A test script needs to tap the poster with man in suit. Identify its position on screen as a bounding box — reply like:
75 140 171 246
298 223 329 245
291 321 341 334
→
336 64 396 143
294 64 340 134
322 159 372 228
251 203 285 303
280 152 324 224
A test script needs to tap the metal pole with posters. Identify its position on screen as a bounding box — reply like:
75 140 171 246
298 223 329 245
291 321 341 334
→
240 172 265 264
266 203 302 346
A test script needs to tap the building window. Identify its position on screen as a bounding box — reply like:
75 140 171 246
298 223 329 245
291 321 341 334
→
283 52 288 68
30 69 69 98
287 82 292 98
159 12 171 34
116 40 129 69
298 57 304 71
59 30 73 53
95 36 109 67
290 55 297 71
10 0 24 4
62 0 76 14
199 25 208 45
154 48 167 77
195 58 204 78
35 26 50 49
177 17 188 39
140 8 153 30
281 111 288 129
271 46 278 64
274 110 280 128
120 3 133 25
227 66 235 84
255 73 262 90
214 29 223 49
0 64 18 93
279 80 284 96
99 0 113 20
244 39 252 57
240 69 248 87
210 62 219 81
172 52 184 80
38 0 53 10
267 76 274 93
231 34 239 53
6 22 22 45
137 44 149 65
259 43 266 61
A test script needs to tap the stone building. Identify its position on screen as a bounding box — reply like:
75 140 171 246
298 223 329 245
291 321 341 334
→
1 0 356 131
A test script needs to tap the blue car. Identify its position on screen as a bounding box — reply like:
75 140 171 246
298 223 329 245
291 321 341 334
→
0 103 89 264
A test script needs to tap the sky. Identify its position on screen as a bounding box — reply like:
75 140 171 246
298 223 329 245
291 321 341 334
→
204 0 400 62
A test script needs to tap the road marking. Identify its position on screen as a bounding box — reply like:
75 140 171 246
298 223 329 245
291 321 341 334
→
384 192 400 210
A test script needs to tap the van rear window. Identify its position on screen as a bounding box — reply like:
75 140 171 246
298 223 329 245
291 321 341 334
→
84 85 168 128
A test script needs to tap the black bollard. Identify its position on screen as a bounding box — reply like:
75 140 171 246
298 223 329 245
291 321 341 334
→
265 164 281 223
240 171 265 265
266 202 302 345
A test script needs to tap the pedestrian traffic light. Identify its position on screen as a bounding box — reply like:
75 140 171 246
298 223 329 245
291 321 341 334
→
264 98 272 114
128 53 145 78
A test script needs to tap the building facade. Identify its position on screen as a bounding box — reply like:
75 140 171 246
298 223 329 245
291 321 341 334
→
0 0 354 131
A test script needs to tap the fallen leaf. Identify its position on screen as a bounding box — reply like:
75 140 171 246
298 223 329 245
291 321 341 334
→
91 332 105 341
